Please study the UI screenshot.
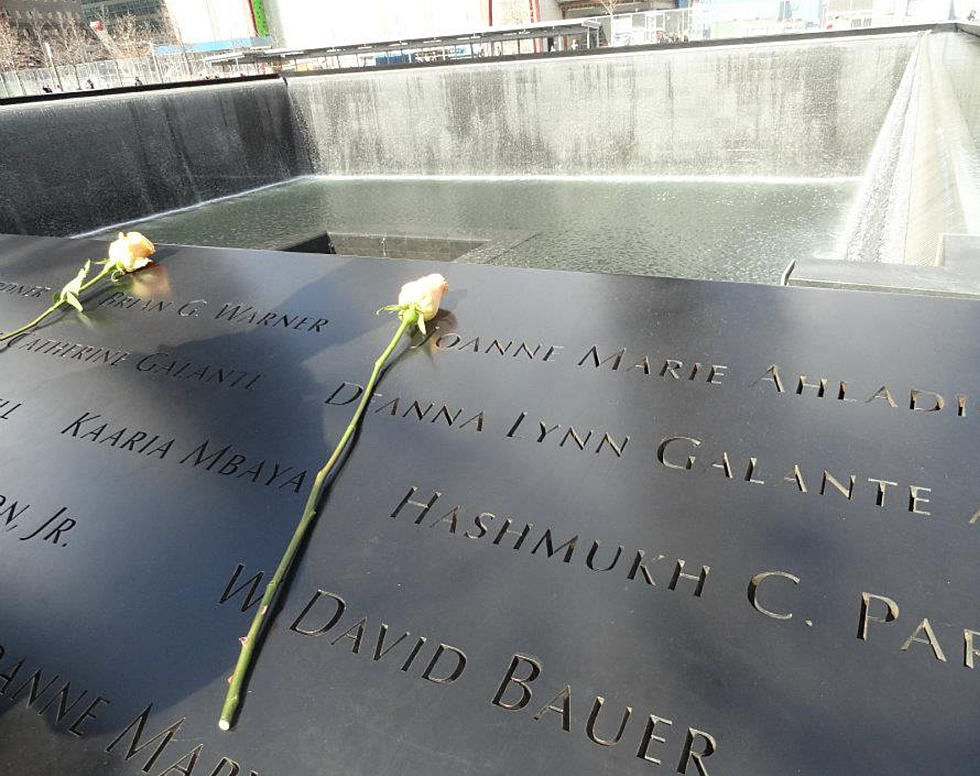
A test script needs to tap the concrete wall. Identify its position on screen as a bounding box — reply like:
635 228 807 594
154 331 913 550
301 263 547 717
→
904 30 980 262
836 29 980 264
0 79 309 236
934 26 980 153
288 33 918 178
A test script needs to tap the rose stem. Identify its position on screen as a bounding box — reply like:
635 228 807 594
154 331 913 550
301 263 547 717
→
219 310 417 731
79 265 111 293
0 264 112 344
0 305 61 343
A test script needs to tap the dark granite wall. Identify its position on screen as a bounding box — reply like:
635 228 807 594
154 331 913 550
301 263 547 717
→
0 78 311 237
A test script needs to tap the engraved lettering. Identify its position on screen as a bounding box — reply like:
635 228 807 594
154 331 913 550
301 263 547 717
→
909 485 932 515
219 564 266 612
867 478 898 507
289 590 346 636
434 333 461 349
821 471 855 501
679 728 717 776
37 681 89 725
493 519 534 550
492 654 541 711
330 617 367 652
636 714 673 765
67 695 110 737
586 696 631 747
390 487 441 524
669 560 709 597
658 437 701 470
900 618 947 662
964 630 980 669
104 705 185 772
532 685 571 731
910 389 944 412
752 365 785 392
707 365 727 385
373 624 411 661
858 592 899 640
8 667 60 709
866 386 898 407
421 644 467 684
579 346 625 370
531 530 578 563
586 541 622 572
747 571 800 620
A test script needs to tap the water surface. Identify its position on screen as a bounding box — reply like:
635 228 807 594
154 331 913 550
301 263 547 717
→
95 176 857 284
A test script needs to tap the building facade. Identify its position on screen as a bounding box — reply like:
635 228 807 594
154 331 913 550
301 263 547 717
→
0 0 83 25
263 0 564 49
164 0 259 45
78 0 165 26
558 1 675 19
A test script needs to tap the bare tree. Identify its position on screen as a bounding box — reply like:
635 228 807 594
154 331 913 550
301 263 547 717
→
18 10 49 69
84 12 154 85
116 14 158 83
50 20 100 90
23 11 104 91
0 11 19 69
17 10 65 90
596 0 630 18
595 0 631 46
109 13 152 60
0 11 27 95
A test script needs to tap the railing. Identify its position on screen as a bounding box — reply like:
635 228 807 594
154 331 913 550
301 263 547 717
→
0 8 964 93
606 6 915 44
269 12 958 73
0 52 266 98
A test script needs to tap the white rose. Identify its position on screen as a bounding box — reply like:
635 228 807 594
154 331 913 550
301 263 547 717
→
397 273 449 321
108 231 155 273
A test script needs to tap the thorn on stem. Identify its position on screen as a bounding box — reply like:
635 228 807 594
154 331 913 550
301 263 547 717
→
239 636 249 646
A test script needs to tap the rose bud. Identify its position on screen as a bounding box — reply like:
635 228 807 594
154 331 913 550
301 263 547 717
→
397 273 449 321
108 231 156 274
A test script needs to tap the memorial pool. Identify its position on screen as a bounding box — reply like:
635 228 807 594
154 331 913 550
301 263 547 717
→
91 175 857 284
5 26 977 286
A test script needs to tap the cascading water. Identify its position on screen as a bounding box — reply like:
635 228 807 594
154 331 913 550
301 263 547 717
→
286 34 918 178
0 79 311 237
836 30 980 265
5 28 978 284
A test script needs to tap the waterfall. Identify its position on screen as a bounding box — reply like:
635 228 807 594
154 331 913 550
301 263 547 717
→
836 30 980 264
286 35 918 179
0 79 310 237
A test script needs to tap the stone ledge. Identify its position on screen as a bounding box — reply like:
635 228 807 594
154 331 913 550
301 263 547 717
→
786 235 980 298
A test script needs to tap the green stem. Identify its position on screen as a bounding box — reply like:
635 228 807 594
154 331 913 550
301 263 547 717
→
80 266 112 293
0 303 62 343
218 310 417 731
0 265 112 344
